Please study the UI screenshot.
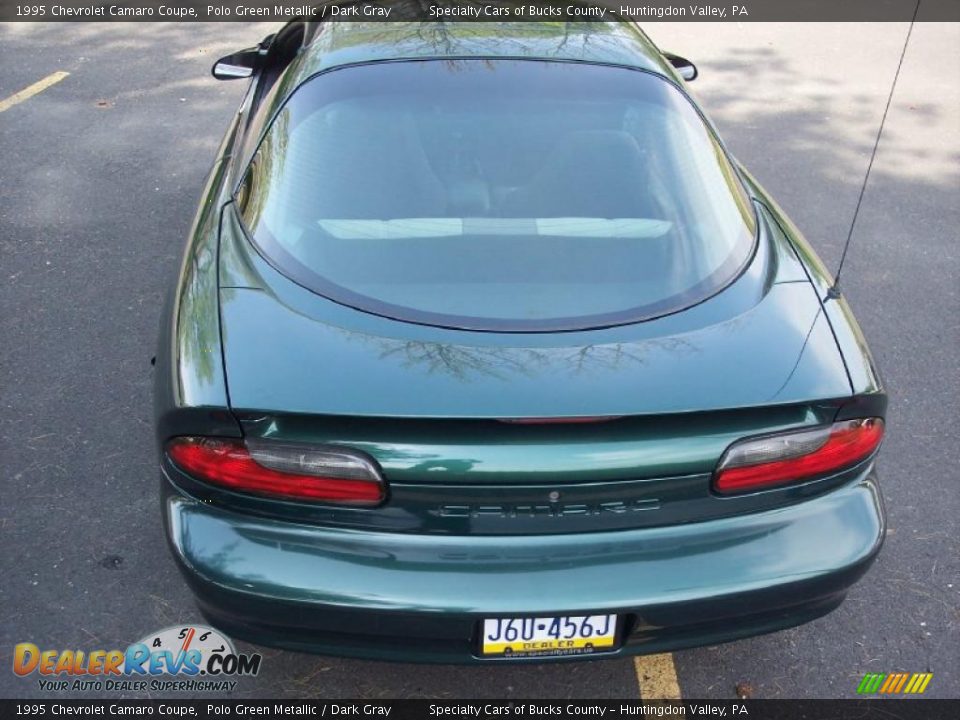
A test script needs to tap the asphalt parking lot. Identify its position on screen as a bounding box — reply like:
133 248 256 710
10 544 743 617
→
1 20 957 700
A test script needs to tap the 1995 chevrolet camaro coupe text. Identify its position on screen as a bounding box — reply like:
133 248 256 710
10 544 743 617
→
155 12 887 662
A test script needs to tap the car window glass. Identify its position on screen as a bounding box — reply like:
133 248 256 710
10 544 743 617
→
236 59 756 331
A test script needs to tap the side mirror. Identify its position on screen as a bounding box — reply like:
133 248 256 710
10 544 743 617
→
664 53 698 82
212 47 263 80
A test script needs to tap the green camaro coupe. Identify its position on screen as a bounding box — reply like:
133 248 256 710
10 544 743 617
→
155 12 886 662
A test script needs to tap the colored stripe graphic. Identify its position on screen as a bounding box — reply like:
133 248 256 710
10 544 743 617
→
857 672 932 694
857 673 886 694
911 673 933 694
893 673 909 693
857 673 876 693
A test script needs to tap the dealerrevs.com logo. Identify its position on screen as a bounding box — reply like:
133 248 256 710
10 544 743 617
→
13 625 262 692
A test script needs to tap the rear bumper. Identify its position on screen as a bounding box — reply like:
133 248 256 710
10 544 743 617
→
163 468 885 663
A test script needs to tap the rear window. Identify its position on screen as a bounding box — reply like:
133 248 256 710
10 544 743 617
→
236 59 756 331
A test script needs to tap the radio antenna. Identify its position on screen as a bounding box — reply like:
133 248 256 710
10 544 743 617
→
829 0 920 299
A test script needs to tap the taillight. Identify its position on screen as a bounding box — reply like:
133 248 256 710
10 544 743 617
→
714 418 884 495
166 437 385 505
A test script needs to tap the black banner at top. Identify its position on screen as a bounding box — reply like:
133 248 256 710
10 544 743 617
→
1 0 959 22
3 700 960 720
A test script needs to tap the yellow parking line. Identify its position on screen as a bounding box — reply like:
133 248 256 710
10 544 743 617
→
634 653 682 699
0 71 70 114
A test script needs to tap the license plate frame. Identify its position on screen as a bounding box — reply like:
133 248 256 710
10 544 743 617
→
478 614 620 658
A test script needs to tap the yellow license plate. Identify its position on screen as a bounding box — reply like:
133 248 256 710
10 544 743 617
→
480 615 618 657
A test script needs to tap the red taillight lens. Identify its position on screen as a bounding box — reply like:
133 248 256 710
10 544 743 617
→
714 418 884 495
166 437 385 505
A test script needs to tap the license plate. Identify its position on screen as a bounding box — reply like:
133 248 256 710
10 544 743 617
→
480 615 618 658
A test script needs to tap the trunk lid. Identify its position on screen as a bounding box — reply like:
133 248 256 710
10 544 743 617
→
218 203 849 421
210 204 854 533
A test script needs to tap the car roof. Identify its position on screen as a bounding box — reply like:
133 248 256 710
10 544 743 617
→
288 18 675 86
235 12 684 189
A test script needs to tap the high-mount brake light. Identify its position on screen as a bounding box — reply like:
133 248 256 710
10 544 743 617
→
498 416 623 424
166 437 385 505
714 418 884 494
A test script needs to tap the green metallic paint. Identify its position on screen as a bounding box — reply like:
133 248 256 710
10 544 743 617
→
169 472 882 612
154 155 241 443
292 21 670 82
163 467 884 662
216 200 850 420
230 21 681 187
165 451 876 536
740 169 885 399
243 406 827 483
154 18 888 662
